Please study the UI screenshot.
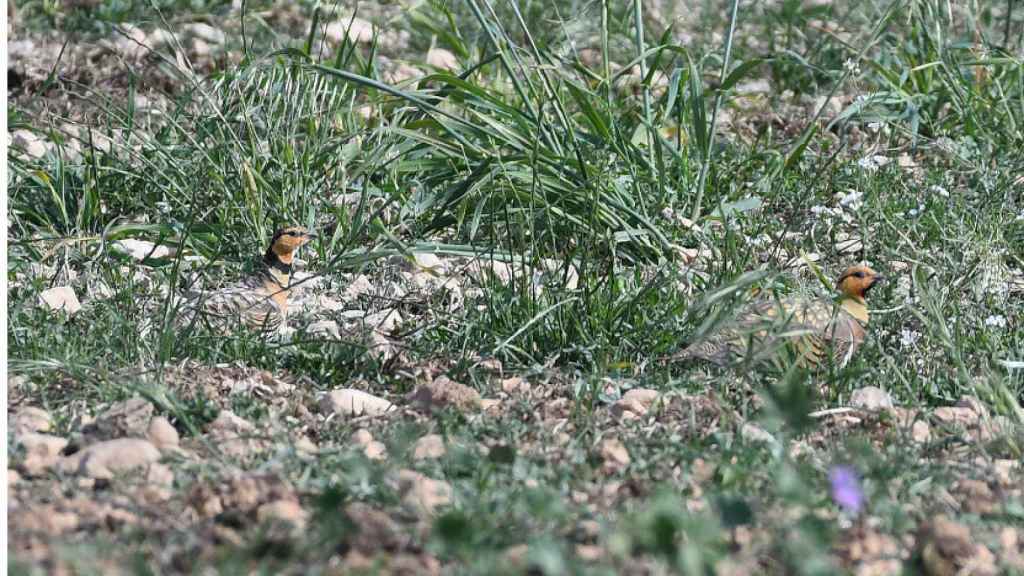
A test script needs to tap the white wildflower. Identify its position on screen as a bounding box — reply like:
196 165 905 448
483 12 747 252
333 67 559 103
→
843 59 861 75
839 190 864 209
857 156 879 171
857 155 889 172
907 203 925 218
746 235 770 247
984 314 1007 329
928 185 949 198
900 329 921 347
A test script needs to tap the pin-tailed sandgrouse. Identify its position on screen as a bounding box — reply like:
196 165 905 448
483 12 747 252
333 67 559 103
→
673 265 884 369
185 226 316 334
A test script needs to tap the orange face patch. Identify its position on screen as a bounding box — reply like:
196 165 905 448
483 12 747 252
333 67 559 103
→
836 265 883 300
270 227 314 259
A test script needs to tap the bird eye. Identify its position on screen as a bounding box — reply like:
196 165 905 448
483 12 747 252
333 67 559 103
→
853 271 865 278
287 230 298 237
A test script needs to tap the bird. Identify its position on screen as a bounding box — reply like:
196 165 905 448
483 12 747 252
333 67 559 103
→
671 265 884 369
184 226 317 334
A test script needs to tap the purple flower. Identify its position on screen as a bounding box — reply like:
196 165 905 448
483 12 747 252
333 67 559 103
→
829 465 864 515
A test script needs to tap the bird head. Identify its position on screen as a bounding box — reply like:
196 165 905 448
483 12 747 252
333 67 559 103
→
836 265 884 302
266 226 317 262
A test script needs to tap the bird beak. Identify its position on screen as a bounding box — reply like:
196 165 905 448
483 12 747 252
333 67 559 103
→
305 232 318 240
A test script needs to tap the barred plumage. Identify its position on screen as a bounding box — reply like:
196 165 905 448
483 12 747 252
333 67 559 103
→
673 266 884 369
184 226 316 334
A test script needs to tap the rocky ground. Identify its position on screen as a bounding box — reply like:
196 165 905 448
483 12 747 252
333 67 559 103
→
8 0 1024 574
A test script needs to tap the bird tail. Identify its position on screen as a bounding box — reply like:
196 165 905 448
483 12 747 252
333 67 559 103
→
667 344 697 362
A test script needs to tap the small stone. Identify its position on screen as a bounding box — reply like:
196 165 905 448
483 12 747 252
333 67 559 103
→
911 420 931 443
316 295 346 312
383 62 422 84
351 429 386 460
137 484 173 505
812 94 844 118
364 329 397 362
623 388 659 406
406 376 482 413
481 398 502 415
344 274 374 300
17 433 68 476
956 479 997 515
183 22 226 44
8 374 27 394
61 438 161 479
610 397 648 421
414 252 446 273
850 386 895 412
12 129 48 158
91 396 153 440
320 388 395 417
426 47 458 70
9 469 21 487
257 499 308 531
993 460 1019 487
345 503 404 553
741 422 775 444
307 319 341 339
147 417 179 450
146 463 174 487
221 473 296 513
325 17 374 45
114 239 173 261
351 429 372 445
470 260 515 284
363 441 387 460
919 515 998 576
188 485 224 518
13 406 52 435
396 469 452 516
576 544 604 562
190 37 211 58
14 505 79 535
933 406 979 427
39 286 82 315
500 377 530 395
147 28 178 47
294 435 318 456
611 388 659 420
836 234 864 255
598 438 630 473
412 434 445 460
364 308 403 334
206 410 267 459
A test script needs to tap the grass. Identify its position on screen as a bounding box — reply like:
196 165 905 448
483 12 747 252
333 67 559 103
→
7 0 1024 574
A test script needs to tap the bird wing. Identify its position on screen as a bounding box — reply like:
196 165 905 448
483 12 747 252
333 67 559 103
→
187 273 285 333
674 297 854 368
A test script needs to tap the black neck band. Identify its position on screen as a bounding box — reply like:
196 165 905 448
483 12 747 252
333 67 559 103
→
266 256 292 275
